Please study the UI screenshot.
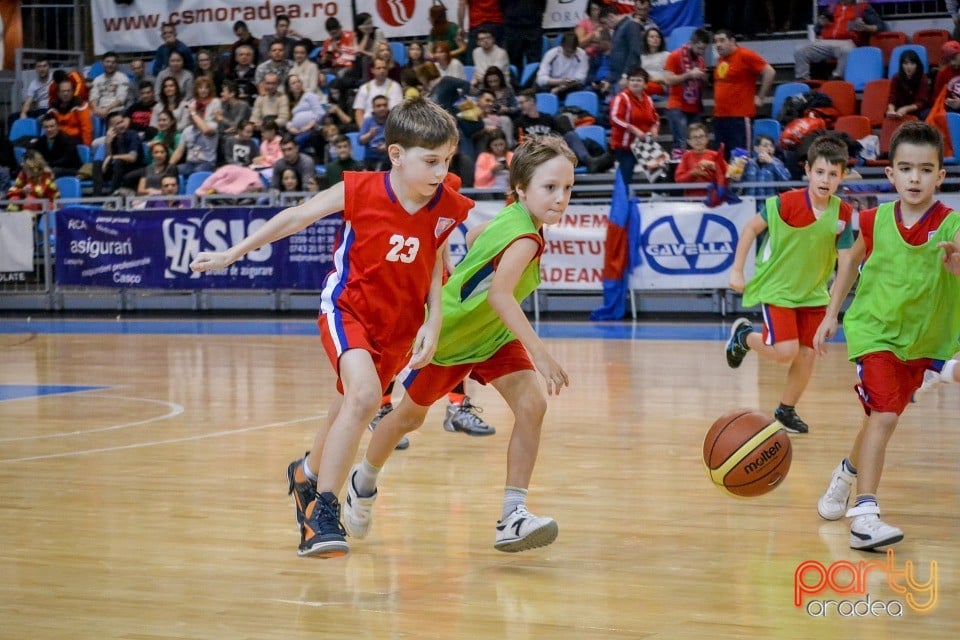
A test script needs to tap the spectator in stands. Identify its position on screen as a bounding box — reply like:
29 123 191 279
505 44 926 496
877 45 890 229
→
259 14 301 62
404 42 426 72
469 29 510 91
434 41 468 80
502 0 546 71
324 134 361 187
270 134 316 189
632 0 658 32
93 110 143 195
183 77 221 140
371 44 402 82
291 40 322 94
221 119 259 167
474 129 512 189
19 58 53 121
6 150 59 211
148 174 184 208
661 28 710 152
358 95 390 170
48 69 88 105
194 49 222 95
170 119 218 177
127 59 155 98
136 141 178 195
230 20 261 67
153 23 195 75
887 49 931 120
401 68 422 99
513 88 559 140
318 18 357 79
123 81 158 139
251 72 290 130
793 0 886 82
354 12 387 78
417 61 471 114
536 32 589 98
933 41 960 102
459 0 505 65
575 1 610 57
674 123 728 198
29 113 81 178
48 78 93 146
609 66 659 185
152 77 188 131
256 41 294 87
89 51 130 122
277 166 318 194
252 120 282 169
215 80 252 137
353 57 404 126
742 133 791 208
477 66 519 118
475 88 514 146
640 27 668 94
155 51 195 103
428 4 466 60
150 109 180 159
226 44 258 105
322 83 356 132
712 30 775 158
603 8 642 94
285 74 327 147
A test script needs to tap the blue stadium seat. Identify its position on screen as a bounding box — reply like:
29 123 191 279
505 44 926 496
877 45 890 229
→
752 118 782 144
535 92 559 116
945 112 960 166
886 44 928 79
520 62 540 88
390 41 408 66
843 46 884 91
666 26 698 52
76 144 91 164
463 65 474 82
575 124 607 150
9 117 39 143
771 82 809 121
185 171 213 196
87 61 104 80
564 91 600 117
55 176 82 200
14 147 26 165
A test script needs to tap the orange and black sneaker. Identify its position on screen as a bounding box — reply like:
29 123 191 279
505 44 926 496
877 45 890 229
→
286 453 316 529
299 491 349 558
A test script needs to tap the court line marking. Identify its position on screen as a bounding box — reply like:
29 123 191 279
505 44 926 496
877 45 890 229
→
0 394 184 443
0 415 321 464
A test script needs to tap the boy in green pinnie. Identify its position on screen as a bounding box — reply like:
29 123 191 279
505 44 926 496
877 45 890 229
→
726 136 855 434
813 121 960 550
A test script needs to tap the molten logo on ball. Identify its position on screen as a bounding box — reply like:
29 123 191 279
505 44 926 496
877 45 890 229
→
744 440 782 475
377 0 416 26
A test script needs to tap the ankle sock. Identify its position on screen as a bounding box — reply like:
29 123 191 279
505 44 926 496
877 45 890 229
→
854 493 877 509
502 486 528 520
353 458 380 497
302 458 318 483
842 457 857 475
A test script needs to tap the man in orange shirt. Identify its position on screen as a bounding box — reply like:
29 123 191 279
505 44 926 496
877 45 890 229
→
661 28 710 151
712 30 775 159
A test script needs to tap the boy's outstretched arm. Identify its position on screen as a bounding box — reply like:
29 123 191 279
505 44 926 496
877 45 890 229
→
728 214 767 292
938 232 960 277
813 236 865 355
190 182 345 272
406 252 444 370
488 237 569 396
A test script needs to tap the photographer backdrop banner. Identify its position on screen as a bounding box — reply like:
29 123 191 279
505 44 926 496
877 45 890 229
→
90 0 353 55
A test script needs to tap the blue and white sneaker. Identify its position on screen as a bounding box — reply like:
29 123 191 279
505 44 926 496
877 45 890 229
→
494 506 558 553
725 317 754 369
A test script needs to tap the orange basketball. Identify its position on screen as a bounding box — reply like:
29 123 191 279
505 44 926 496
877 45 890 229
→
702 409 792 497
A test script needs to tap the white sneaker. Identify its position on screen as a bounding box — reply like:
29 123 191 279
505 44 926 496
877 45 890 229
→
343 465 377 539
494 506 558 553
817 462 855 520
847 504 904 551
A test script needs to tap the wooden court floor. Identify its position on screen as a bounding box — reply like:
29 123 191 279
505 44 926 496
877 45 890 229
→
1 321 958 639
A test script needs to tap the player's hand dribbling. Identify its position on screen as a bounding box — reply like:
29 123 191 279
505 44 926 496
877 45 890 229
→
938 241 960 277
190 251 233 272
532 350 569 396
813 316 838 356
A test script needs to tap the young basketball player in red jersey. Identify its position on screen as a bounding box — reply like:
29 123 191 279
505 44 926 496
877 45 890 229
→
190 97 473 558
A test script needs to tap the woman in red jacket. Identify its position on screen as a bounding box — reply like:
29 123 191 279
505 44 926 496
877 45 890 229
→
609 66 660 187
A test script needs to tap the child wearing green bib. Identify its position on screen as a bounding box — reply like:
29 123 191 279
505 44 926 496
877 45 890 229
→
725 136 855 434
813 121 960 550
342 136 575 553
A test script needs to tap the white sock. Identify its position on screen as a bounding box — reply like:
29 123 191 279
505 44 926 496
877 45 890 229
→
941 359 958 383
302 458 317 482
502 486 528 520
353 458 380 497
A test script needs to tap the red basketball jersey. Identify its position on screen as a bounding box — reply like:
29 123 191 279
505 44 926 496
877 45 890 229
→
320 171 473 353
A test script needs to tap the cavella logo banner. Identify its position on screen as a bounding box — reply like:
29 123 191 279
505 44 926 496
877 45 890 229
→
55 207 341 289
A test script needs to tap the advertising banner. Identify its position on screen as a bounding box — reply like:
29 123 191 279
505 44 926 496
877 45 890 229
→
91 0 351 55
0 211 34 273
55 206 341 289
